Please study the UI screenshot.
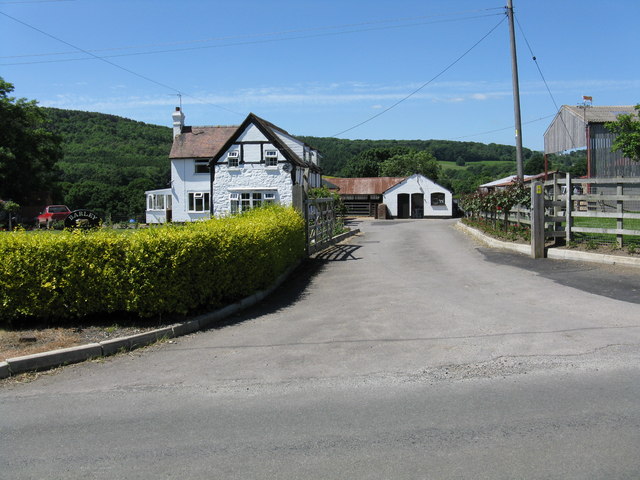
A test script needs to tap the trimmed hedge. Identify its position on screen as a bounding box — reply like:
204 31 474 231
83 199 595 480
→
0 206 305 325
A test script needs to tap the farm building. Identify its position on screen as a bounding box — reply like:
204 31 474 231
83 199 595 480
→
544 105 639 178
329 175 453 218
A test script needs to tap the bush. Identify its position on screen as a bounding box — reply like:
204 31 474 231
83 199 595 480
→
0 205 305 325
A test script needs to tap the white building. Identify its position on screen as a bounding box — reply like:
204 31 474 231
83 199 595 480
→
146 109 322 223
329 175 453 218
383 174 453 218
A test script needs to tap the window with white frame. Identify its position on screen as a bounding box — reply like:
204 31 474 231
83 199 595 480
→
227 150 240 168
147 193 165 211
230 191 276 214
194 159 209 174
188 192 210 212
264 150 278 167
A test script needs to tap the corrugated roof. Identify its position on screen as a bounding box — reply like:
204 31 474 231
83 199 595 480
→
479 172 548 189
329 177 406 195
563 105 637 124
169 126 238 159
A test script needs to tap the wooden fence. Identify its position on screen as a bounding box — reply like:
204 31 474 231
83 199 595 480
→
470 174 640 258
540 174 640 247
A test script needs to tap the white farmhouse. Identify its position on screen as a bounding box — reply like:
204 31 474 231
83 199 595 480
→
146 109 322 223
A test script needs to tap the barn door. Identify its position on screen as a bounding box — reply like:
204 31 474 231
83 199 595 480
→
398 194 410 218
411 193 424 218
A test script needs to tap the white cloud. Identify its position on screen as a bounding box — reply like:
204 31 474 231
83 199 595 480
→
41 77 638 114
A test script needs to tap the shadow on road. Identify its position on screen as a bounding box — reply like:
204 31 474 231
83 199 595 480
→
203 255 335 331
314 244 362 261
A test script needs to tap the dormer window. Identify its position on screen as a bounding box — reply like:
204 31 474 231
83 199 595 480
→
265 150 278 167
227 150 240 168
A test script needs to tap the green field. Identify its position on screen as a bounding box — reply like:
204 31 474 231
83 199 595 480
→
440 160 515 171
573 217 640 230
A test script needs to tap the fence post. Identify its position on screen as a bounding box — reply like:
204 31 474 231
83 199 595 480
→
617 182 623 248
304 199 310 256
531 181 545 258
565 173 572 244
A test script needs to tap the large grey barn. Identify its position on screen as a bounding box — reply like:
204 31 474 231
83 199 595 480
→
544 105 639 177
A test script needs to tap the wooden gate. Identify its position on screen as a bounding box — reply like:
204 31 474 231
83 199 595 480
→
305 197 336 255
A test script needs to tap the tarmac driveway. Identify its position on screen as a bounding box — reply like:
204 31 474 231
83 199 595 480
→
2 219 640 479
6 218 639 393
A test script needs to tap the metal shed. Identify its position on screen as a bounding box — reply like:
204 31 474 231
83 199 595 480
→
544 105 639 177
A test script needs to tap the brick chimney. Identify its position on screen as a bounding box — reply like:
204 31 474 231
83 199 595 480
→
172 107 185 137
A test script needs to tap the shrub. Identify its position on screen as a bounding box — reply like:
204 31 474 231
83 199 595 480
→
0 205 305 325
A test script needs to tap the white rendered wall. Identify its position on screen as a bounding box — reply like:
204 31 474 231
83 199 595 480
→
383 174 452 217
213 125 293 216
171 158 211 222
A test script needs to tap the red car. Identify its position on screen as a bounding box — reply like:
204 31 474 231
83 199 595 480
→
36 205 72 228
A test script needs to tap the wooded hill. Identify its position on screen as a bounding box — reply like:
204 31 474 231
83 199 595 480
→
42 108 583 219
298 136 533 175
43 108 172 221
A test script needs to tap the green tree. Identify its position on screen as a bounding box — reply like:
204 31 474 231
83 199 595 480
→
0 78 63 205
523 152 545 175
379 150 441 180
606 104 640 161
340 146 412 177
568 157 587 177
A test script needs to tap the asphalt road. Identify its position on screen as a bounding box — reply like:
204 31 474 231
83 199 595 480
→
2 219 639 479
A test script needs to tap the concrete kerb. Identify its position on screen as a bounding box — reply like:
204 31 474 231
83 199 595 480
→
100 326 176 357
455 221 530 255
0 361 10 379
0 230 361 380
456 220 640 268
6 343 103 376
0 259 304 380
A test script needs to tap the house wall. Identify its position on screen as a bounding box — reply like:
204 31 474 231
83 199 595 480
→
383 174 452 218
149 121 322 223
171 158 211 222
213 124 293 216
145 188 172 224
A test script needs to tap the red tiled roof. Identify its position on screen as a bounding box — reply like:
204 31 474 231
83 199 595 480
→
169 126 238 159
328 177 406 195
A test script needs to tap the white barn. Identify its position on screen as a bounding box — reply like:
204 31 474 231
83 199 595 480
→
329 175 453 218
146 109 322 223
383 174 452 218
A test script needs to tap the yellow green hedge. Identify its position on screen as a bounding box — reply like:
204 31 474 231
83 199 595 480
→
0 206 305 324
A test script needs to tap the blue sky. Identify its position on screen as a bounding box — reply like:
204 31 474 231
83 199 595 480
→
1 0 638 152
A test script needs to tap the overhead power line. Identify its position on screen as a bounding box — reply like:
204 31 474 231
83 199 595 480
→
1 10 504 65
0 0 72 4
450 114 555 140
514 14 576 149
0 10 243 116
2 8 504 60
331 15 507 138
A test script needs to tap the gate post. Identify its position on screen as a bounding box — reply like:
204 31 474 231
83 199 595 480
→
531 181 545 258
565 173 573 244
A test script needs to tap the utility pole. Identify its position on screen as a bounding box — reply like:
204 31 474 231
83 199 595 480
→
506 0 524 180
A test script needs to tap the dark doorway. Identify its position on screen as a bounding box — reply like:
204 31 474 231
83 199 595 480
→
411 193 424 218
398 193 410 218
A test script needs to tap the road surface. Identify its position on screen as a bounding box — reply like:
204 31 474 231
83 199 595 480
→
2 219 639 479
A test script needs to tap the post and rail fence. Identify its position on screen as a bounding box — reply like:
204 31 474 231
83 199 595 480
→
466 174 640 258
